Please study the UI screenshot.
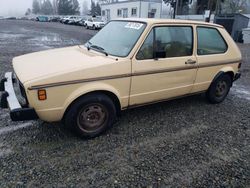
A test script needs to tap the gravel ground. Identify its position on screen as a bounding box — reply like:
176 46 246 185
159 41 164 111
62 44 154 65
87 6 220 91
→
0 20 249 188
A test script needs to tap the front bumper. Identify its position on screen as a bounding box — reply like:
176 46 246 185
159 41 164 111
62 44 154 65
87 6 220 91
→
0 72 38 121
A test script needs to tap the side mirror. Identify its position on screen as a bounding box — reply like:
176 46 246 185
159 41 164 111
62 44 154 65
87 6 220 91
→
155 50 166 59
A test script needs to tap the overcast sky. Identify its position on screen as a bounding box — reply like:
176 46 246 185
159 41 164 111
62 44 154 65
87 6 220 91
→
0 0 89 16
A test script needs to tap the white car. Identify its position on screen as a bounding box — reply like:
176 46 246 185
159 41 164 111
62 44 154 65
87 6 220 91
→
85 17 105 30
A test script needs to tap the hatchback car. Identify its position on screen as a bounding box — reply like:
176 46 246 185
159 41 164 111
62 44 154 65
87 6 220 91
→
85 17 105 30
0 19 242 138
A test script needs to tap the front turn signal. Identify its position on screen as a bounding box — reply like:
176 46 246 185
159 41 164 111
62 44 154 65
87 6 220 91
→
38 89 47 100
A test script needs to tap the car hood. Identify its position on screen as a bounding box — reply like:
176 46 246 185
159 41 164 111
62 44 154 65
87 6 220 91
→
13 46 117 83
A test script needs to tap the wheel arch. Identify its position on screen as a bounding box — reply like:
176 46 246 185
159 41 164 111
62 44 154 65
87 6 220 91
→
62 85 122 120
211 67 235 87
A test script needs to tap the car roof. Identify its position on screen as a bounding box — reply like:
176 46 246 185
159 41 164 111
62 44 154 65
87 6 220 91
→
114 18 223 28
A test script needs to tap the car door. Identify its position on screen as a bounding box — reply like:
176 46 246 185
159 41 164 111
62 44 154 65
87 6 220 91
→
129 24 198 106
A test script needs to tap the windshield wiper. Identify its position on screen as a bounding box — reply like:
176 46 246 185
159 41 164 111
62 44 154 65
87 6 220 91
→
86 41 108 56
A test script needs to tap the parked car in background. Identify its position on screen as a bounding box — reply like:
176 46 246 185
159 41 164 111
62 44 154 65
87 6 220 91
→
19 17 29 20
0 19 242 138
60 16 69 23
6 17 17 20
30 17 37 21
36 16 49 22
49 16 61 22
67 17 81 25
85 17 105 30
62 16 78 24
75 17 87 26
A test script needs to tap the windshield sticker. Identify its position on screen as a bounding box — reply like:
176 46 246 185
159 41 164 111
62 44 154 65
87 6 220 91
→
125 22 143 30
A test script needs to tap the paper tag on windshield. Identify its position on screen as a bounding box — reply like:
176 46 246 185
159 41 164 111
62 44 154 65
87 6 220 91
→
125 22 143 30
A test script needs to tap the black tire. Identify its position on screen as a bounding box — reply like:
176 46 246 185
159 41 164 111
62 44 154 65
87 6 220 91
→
64 93 116 138
86 25 89 29
206 74 232 104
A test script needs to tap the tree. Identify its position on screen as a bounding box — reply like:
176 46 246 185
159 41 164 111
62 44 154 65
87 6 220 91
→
41 0 54 15
52 0 59 14
195 0 215 14
221 0 247 14
58 0 72 15
82 0 89 15
91 0 101 16
32 0 41 14
25 8 32 16
91 0 96 15
71 0 80 15
95 3 101 15
58 0 80 15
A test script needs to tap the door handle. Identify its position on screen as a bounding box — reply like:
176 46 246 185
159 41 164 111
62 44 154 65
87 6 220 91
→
185 59 196 65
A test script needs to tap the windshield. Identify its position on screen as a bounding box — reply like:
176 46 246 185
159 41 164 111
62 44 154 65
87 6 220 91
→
85 21 146 57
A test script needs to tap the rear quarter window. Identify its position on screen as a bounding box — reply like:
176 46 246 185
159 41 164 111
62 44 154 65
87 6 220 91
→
197 27 228 55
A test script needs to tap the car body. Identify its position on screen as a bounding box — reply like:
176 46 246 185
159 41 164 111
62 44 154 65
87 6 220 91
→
6 17 17 20
75 18 87 26
0 19 242 138
49 16 61 22
36 16 49 22
60 16 67 23
67 16 81 25
61 16 80 25
19 17 29 20
85 17 105 29
60 16 70 24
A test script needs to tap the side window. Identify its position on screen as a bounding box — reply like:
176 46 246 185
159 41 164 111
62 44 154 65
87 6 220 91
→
136 26 193 60
197 27 228 55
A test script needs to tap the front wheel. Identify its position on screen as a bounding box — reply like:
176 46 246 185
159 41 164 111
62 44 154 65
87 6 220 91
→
206 74 232 104
64 93 116 138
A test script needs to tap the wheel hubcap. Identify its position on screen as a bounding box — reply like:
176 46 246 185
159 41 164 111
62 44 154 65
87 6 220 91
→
77 104 107 132
215 80 227 97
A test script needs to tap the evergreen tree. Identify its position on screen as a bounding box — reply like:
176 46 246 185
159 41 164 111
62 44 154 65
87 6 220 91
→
52 0 59 14
32 0 41 14
82 0 89 15
91 0 101 16
91 0 96 15
41 0 54 15
71 0 80 15
58 0 72 15
58 0 80 15
25 8 32 16
96 3 101 15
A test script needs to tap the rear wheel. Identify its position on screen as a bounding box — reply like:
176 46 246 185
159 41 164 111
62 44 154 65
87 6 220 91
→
64 93 116 138
206 74 232 104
